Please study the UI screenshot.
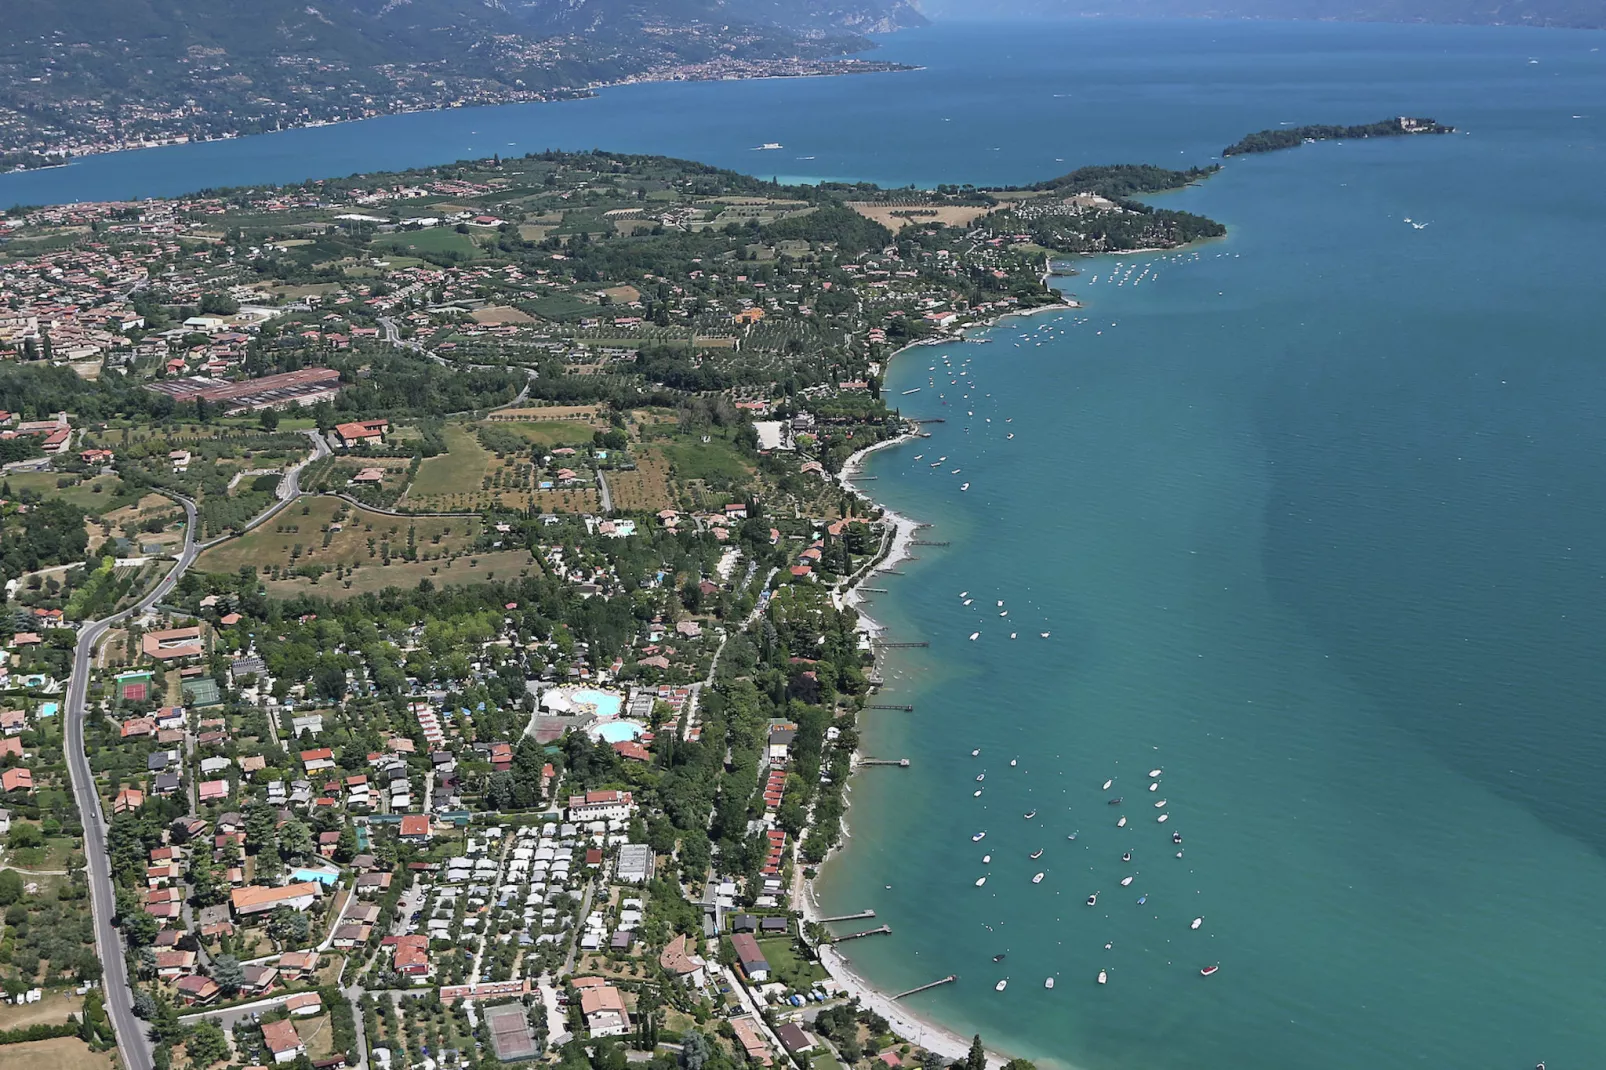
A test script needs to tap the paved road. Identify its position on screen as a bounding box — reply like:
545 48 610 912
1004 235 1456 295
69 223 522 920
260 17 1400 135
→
64 429 331 1070
596 469 613 513
65 495 201 1070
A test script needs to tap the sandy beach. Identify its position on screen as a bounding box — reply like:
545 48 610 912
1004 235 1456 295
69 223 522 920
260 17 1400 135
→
805 339 1031 1070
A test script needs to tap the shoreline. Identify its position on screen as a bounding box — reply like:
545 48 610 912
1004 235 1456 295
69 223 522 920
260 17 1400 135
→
804 290 1090 1069
0 63 919 181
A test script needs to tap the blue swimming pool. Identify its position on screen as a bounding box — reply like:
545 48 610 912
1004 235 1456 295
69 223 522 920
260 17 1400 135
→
595 720 644 744
568 688 623 718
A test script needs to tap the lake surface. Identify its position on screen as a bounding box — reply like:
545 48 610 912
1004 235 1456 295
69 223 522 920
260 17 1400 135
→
11 17 1606 1069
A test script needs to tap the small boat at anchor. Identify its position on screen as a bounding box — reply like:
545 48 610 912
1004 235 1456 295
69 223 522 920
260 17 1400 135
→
993 953 1006 962
995 979 1008 992
1120 876 1134 887
1200 965 1219 977
1032 872 1045 884
1086 892 1099 906
1102 779 1113 790
1157 814 1169 823
1030 849 1044 860
1121 852 1131 863
1155 799 1167 808
1045 977 1054 989
1023 810 1037 819
1137 894 1148 905
1173 831 1183 844
1097 970 1107 985
1191 917 1203 930
1107 797 1123 805
977 774 986 782
973 832 987 842
971 749 980 757
1149 769 1163 778
976 876 988 887
1117 816 1127 827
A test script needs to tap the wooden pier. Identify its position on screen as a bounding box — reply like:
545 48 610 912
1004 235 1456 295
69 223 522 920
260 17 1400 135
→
835 925 892 942
911 540 950 547
818 910 876 923
880 641 928 648
893 976 957 1000
859 758 911 767
864 703 914 711
859 587 888 594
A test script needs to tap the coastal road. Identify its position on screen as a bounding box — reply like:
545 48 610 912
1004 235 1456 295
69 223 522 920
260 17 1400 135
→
65 495 201 1070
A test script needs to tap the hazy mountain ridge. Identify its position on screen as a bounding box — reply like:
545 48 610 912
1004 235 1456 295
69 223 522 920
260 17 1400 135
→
922 0 1605 29
0 0 923 161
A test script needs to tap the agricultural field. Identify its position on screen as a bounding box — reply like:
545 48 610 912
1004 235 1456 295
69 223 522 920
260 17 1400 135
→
486 421 599 449
404 422 604 513
261 548 539 599
605 449 678 512
195 496 482 574
658 434 754 487
845 200 1017 230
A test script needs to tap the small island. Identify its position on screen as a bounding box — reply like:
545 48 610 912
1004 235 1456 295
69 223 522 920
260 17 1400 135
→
1224 116 1455 156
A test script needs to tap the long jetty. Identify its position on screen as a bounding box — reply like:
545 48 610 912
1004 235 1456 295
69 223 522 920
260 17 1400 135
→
911 540 950 547
893 976 957 1000
864 703 913 711
835 925 892 941
859 758 910 767
818 910 876 923
880 641 928 648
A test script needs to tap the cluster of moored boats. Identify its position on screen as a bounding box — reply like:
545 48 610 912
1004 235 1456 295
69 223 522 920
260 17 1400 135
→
969 752 1217 989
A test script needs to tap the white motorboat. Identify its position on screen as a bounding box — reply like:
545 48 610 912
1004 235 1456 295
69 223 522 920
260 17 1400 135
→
1086 892 1099 906
963 598 973 605
1102 779 1113 790
960 483 970 491
1032 872 1045 884
1149 769 1163 778
969 632 980 641
1116 816 1127 828
1097 970 1107 985
1120 876 1133 887
1045 978 1055 990
1157 814 1169 823
976 876 987 887
1010 759 1018 767
1191 917 1203 930
977 774 985 782
982 855 991 863
1023 810 1036 820
971 749 980 756
995 979 1007 992
1149 783 1158 792
1155 799 1167 808
973 790 982 797
972 832 986 842
1030 849 1044 860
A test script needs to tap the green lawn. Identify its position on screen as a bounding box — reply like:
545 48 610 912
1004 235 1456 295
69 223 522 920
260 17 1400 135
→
487 421 595 448
1 472 140 515
756 936 827 991
406 424 492 498
371 228 483 259
659 436 752 486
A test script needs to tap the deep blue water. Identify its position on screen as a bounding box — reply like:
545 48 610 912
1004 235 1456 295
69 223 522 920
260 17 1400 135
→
9 19 1606 1070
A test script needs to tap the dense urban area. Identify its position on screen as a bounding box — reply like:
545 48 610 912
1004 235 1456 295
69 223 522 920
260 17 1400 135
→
0 149 1221 1070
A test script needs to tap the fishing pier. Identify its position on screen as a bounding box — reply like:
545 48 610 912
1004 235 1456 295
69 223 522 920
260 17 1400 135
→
893 976 957 1000
834 925 892 942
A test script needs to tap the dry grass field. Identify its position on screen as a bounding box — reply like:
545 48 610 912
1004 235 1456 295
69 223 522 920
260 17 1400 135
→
262 548 539 598
606 450 678 512
0 1037 114 1070
195 497 481 573
470 305 537 325
846 200 1015 230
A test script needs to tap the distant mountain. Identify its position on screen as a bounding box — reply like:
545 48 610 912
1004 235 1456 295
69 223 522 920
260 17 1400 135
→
0 0 924 163
920 0 1606 29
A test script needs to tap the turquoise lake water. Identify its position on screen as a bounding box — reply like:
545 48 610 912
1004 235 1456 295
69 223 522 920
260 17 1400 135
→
7 17 1606 1068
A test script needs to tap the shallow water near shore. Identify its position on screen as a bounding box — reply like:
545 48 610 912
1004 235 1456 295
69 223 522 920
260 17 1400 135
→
811 21 1606 1070
9 16 1606 1069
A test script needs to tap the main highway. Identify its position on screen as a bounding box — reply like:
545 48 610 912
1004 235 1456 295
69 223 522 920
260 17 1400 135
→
63 429 330 1070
